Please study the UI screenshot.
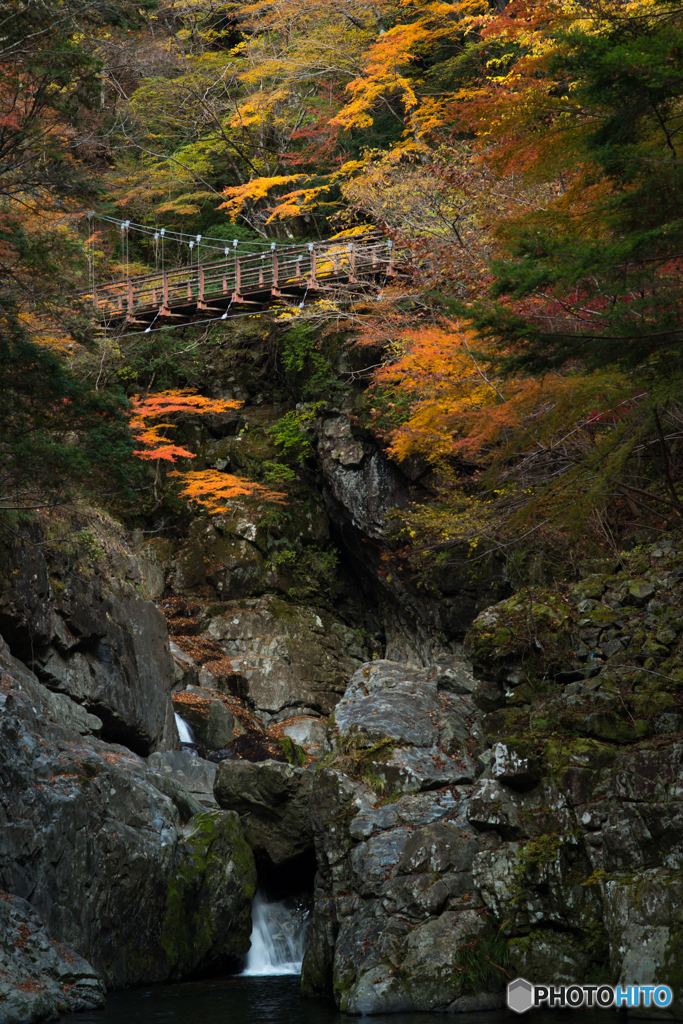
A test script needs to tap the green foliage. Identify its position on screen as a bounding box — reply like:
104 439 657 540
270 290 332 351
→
286 546 339 600
261 461 297 487
75 529 105 562
0 313 136 509
278 324 342 401
269 403 324 462
454 932 510 993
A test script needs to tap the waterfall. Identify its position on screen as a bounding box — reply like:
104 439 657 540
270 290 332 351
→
174 712 195 745
242 890 310 977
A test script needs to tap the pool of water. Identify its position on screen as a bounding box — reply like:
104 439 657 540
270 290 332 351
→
59 976 624 1024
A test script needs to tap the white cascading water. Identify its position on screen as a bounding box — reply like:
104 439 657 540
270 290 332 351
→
174 712 196 745
242 890 310 977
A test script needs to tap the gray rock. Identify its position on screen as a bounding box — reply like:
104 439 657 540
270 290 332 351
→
345 965 414 1015
169 642 199 690
0 638 102 738
146 770 204 822
468 777 572 839
282 716 330 757
383 870 474 919
472 680 506 712
332 899 408 1012
308 769 377 899
508 930 591 985
603 867 683 1017
41 689 103 737
147 749 218 808
343 660 438 700
335 688 440 747
375 746 476 794
472 843 521 919
214 759 314 866
30 592 178 756
349 787 462 840
0 661 254 988
396 823 478 875
0 891 105 1024
172 519 263 599
350 828 413 894
435 660 476 695
402 910 494 1011
300 897 338 1000
491 742 540 791
0 532 178 755
623 579 656 607
602 637 625 658
205 597 365 718
655 713 683 734
318 415 409 540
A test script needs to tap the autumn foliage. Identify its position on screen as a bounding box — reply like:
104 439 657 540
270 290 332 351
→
5 0 683 553
130 390 284 514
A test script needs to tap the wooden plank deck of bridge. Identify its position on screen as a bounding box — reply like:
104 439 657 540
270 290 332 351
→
85 233 399 329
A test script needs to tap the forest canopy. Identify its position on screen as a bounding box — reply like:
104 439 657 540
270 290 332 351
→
2 0 683 570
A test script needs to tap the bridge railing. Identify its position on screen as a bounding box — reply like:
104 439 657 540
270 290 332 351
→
84 233 394 320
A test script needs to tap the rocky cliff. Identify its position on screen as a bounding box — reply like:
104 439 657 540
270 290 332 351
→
214 533 683 1017
2 327 683 1022
0 515 257 1022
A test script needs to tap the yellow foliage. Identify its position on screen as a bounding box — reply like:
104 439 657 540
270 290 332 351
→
218 176 305 221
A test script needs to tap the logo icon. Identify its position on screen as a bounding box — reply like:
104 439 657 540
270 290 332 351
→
508 978 534 1014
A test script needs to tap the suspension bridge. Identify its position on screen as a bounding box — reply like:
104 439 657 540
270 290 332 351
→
84 229 403 332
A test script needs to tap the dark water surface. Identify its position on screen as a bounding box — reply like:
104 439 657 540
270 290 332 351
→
59 976 624 1024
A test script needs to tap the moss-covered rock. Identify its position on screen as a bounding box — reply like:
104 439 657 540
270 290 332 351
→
160 809 256 977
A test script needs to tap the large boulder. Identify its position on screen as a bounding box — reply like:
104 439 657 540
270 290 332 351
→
330 660 478 795
282 716 330 758
172 518 264 598
147 749 219 808
204 596 366 720
214 759 315 866
302 756 505 1015
0 529 178 755
0 647 255 987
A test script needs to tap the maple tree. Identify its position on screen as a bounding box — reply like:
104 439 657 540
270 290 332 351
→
353 315 651 551
130 389 285 513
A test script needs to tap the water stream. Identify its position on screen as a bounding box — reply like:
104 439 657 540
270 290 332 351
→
243 890 310 977
174 712 196 745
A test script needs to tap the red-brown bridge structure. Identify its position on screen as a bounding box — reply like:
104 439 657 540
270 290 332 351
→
86 233 402 330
